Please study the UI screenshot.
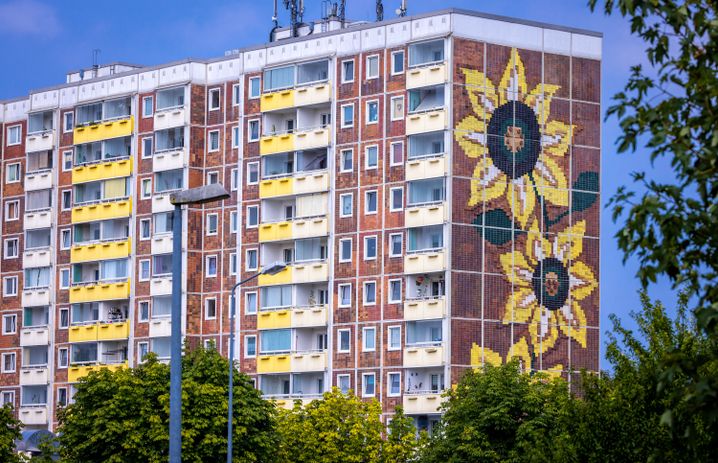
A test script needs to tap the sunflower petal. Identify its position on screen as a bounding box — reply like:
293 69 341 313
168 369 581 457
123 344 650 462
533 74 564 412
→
556 220 586 263
503 287 536 325
471 343 503 368
498 48 528 105
508 176 537 229
529 306 560 355
525 220 549 265
525 83 562 125
455 115 488 159
559 301 588 348
470 158 507 207
508 337 532 373
542 120 574 158
569 260 597 301
500 251 534 287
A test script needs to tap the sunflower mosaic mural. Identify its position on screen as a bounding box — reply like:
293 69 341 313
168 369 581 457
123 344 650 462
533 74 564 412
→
454 46 600 375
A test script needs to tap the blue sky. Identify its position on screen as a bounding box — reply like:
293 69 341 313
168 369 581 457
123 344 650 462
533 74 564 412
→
0 0 677 368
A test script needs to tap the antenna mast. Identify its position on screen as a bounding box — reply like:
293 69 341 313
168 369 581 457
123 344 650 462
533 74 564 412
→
397 0 407 17
92 49 101 77
376 1 384 21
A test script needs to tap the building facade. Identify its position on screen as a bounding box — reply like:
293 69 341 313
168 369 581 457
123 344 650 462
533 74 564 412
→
0 8 601 433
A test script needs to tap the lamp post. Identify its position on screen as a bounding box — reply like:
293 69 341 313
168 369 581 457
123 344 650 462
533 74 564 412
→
169 184 230 463
226 261 286 463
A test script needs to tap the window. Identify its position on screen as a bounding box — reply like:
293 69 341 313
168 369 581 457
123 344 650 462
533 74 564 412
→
6 125 21 145
338 283 351 308
339 238 352 262
140 219 151 240
390 187 403 211
388 325 402 351
362 327 376 351
5 200 19 221
341 60 355 83
59 308 69 328
63 150 73 171
362 373 376 397
205 298 217 320
57 387 68 407
389 280 402 304
230 211 238 233
155 169 184 192
246 205 259 228
365 190 378 214
366 100 379 124
245 292 257 314
209 88 220 110
366 55 379 79
139 260 151 281
62 190 72 210
338 329 350 353
248 119 260 141
58 348 69 368
391 50 405 75
142 96 153 117
245 335 257 357
341 104 354 128
1 353 15 373
364 236 377 260
3 277 18 297
208 130 220 152
245 249 258 271
387 234 402 258
232 84 241 105
247 162 259 184
5 163 20 183
232 126 240 148
139 301 150 322
388 372 401 396
340 193 353 217
141 179 152 199
229 253 237 275
138 342 149 361
142 137 153 158
337 374 350 394
390 141 404 165
3 238 18 258
206 213 218 235
249 77 261 99
363 281 376 305
63 112 74 132
2 314 17 334
391 96 405 121
206 255 218 277
60 268 70 289
206 171 219 185
365 145 378 169
340 149 353 172
60 229 71 250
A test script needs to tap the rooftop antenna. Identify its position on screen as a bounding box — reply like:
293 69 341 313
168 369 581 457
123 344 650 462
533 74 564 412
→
270 0 280 41
395 0 407 17
92 48 101 78
376 0 384 21
283 0 299 37
339 0 346 23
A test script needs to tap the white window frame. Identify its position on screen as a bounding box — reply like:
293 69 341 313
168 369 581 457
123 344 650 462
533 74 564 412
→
60 268 71 289
5 163 20 184
390 186 404 212
248 119 260 142
62 150 73 171
2 314 17 335
364 190 378 215
6 125 21 146
3 238 18 259
388 372 401 397
230 211 238 233
363 235 377 261
365 100 379 125
365 145 379 170
208 88 221 110
341 59 355 83
338 283 352 308
142 136 153 159
208 130 220 152
363 281 377 306
60 229 72 250
245 291 258 315
247 162 259 185
366 55 380 80
139 218 151 240
232 84 241 106
204 298 217 320
362 327 376 352
391 50 405 75
206 171 219 186
362 373 376 398
245 335 257 357
245 248 258 271
58 347 69 368
389 233 403 257
61 189 72 211
59 308 69 329
139 259 151 282
141 178 152 199
3 276 18 297
231 168 239 191
138 342 149 362
1 353 16 373
206 213 219 236
388 280 402 304
231 126 240 148
337 374 351 394
5 200 19 221
341 104 354 128
246 205 259 228
229 252 237 275
63 112 74 133
205 255 218 278
388 325 402 351
390 141 404 165
390 96 405 122
340 149 353 173
337 329 351 353
248 77 261 99
339 193 353 218
142 96 154 118
138 301 150 322
338 238 352 263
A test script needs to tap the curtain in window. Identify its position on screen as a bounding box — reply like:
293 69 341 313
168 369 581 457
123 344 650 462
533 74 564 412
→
103 178 127 199
24 268 50 288
71 343 98 363
100 259 128 280
261 286 292 308
264 66 294 91
152 297 172 317
26 190 52 210
260 329 291 353
295 238 323 262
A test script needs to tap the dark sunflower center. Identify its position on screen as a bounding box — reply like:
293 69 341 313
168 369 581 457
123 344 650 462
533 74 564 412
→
531 257 569 311
486 101 541 179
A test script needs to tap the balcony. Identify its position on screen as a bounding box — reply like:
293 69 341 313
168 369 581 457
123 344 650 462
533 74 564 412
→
19 406 48 426
405 155 447 181
24 210 52 230
21 289 50 308
260 127 330 156
24 170 53 191
153 147 187 172
403 391 447 414
260 81 332 113
22 248 51 269
261 88 295 112
150 277 173 296
403 344 445 368
257 305 328 330
69 279 130 303
68 361 127 382
272 395 323 410
261 60 330 112
69 320 129 342
258 217 329 243
150 234 173 255
260 132 295 155
404 250 447 274
258 262 329 286
71 238 131 264
73 116 134 145
406 109 447 135
72 198 132 224
25 130 55 153
149 317 171 338
154 106 187 131
259 171 329 199
20 326 49 346
406 63 448 90
404 297 446 321
257 351 327 374
405 202 447 228
72 157 132 184
19 366 49 386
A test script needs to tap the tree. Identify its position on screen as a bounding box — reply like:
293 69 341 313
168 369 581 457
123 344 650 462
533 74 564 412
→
57 347 277 463
588 0 718 441
0 404 23 463
382 406 420 463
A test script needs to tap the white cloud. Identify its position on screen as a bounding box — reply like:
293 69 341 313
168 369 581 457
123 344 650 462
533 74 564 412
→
0 0 61 37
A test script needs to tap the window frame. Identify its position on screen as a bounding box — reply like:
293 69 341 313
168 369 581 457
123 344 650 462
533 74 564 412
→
246 205 259 228
337 374 351 394
1 353 16 373
363 235 377 261
339 149 353 173
245 335 257 357
340 103 354 128
391 50 405 75
366 55 380 80
2 314 17 335
338 283 352 308
138 301 150 322
57 347 69 369
388 325 402 351
204 297 217 320
248 119 260 142
60 229 72 250
142 136 153 159
5 200 19 221
362 326 376 352
208 130 220 152
206 213 219 236
59 308 69 329
364 145 379 170
6 125 21 146
389 233 403 257
341 59 355 84
5 163 20 184
139 218 151 240
141 178 152 199
63 112 74 133
338 238 352 263
142 96 154 118
60 268 71 289
387 371 401 397
337 329 351 353
390 141 404 165
364 190 378 215
245 291 258 315
232 83 241 106
139 259 151 281
388 280 402 304
365 100 379 125
248 77 261 99
363 281 377 306
205 255 218 278
362 373 376 398
339 193 353 218
208 88 221 111
390 186 404 212
62 150 73 171
3 238 18 259
245 248 258 271
247 162 259 185
3 276 18 297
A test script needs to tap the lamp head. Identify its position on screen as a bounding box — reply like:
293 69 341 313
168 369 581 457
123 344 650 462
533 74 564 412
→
262 262 288 275
170 184 230 206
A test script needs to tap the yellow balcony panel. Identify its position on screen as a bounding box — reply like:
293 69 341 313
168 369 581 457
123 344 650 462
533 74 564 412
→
257 354 291 374
258 266 293 286
294 128 330 151
403 392 447 414
97 321 130 341
72 157 132 184
69 279 131 304
68 324 98 342
68 362 127 383
292 217 328 239
406 109 447 135
294 82 331 107
292 262 328 284
403 345 445 368
259 177 294 199
290 305 327 328
405 202 447 228
404 250 447 274
257 310 292 330
272 396 322 410
404 297 446 321
293 172 329 195
71 238 131 263
406 63 448 89
260 89 295 112
72 199 132 224
73 116 134 144
291 351 327 372
260 133 295 155
258 221 293 243
405 156 447 181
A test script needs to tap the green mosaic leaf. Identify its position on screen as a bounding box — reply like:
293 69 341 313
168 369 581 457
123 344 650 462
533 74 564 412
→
572 171 599 212
473 209 513 245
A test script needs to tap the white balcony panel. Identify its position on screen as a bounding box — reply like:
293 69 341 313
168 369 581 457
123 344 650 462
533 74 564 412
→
405 156 446 181
24 171 53 191
149 318 172 338
152 148 187 172
403 345 445 368
405 203 447 228
19 367 49 386
23 249 52 269
403 392 446 414
25 131 55 152
151 235 173 255
150 277 172 296
24 211 52 230
152 194 174 213
20 327 49 346
153 107 187 131
22 289 51 307
19 406 48 426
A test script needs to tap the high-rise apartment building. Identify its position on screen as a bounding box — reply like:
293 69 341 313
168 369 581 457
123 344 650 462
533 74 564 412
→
0 8 601 434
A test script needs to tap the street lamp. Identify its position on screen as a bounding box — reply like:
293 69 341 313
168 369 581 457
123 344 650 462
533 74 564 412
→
226 261 286 463
169 184 230 463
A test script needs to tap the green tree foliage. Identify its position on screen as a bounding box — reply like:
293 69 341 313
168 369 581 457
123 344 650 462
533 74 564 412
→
383 406 420 463
0 404 23 463
57 347 277 463
588 0 718 442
